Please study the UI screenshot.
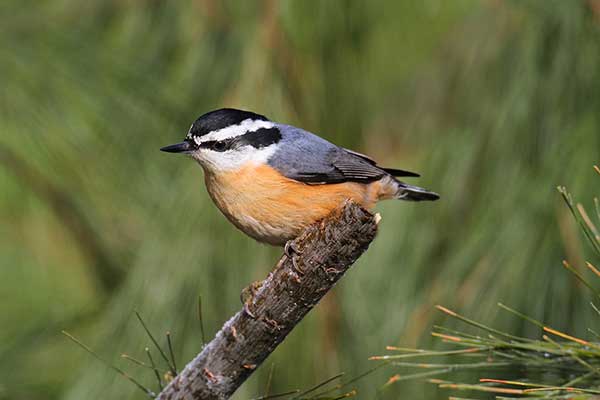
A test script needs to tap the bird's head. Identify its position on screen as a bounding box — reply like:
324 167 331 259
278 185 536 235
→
161 108 282 172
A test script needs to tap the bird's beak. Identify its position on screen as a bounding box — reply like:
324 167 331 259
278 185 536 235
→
160 141 192 153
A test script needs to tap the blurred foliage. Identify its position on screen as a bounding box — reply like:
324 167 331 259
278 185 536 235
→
1 0 599 399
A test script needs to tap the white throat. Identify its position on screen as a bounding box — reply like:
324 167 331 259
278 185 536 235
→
191 145 277 172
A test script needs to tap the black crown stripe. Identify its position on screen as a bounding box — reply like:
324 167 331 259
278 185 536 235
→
188 108 269 138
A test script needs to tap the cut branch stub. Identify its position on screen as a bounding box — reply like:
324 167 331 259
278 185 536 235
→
157 201 378 400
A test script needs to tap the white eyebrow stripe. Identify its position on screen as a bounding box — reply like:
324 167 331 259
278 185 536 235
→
188 119 275 145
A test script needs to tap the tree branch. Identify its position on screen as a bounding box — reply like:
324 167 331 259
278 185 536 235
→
157 201 378 400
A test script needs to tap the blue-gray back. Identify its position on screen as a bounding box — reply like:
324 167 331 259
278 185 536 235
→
268 124 393 184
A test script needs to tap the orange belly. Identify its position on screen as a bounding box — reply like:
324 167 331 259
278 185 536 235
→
204 164 395 245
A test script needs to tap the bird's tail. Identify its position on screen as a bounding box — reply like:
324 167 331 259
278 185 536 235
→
395 182 440 202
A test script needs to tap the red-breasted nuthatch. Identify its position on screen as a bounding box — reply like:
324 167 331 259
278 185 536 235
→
161 108 439 246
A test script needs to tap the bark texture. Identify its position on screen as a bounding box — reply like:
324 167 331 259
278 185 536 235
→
156 201 378 400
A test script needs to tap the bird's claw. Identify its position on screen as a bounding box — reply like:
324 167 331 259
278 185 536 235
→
284 240 304 275
284 240 302 257
240 280 262 319
243 303 257 319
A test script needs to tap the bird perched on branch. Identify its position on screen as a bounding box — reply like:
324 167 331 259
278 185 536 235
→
161 108 439 247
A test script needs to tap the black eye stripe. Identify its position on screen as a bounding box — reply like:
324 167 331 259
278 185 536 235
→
238 128 282 148
198 139 235 152
197 127 282 151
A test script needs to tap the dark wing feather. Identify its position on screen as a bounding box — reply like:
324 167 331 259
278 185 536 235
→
343 148 421 177
331 156 386 181
381 167 419 177
288 149 388 184
342 148 378 164
342 148 419 177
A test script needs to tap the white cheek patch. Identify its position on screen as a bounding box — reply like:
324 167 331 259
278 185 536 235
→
188 119 275 145
193 144 277 172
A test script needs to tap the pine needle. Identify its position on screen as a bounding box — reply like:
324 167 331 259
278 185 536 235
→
437 382 525 395
383 368 452 386
586 261 600 278
62 331 155 398
292 373 344 399
578 203 600 241
251 390 300 400
562 260 600 299
435 305 523 341
310 363 388 398
588 328 600 339
331 390 357 400
134 311 176 376
264 363 275 397
121 353 154 370
591 302 600 316
497 302 544 328
542 335 600 378
370 347 485 361
558 186 600 256
145 347 163 390
198 295 206 345
166 331 178 374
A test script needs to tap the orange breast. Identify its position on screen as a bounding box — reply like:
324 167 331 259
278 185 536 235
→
204 163 392 245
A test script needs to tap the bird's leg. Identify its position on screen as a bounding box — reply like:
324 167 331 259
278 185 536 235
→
284 240 304 275
240 280 263 319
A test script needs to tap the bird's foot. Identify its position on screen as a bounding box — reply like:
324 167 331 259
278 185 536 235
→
284 240 304 275
243 303 256 319
240 280 263 319
284 240 302 257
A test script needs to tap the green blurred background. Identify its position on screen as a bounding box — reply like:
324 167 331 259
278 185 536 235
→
1 0 600 399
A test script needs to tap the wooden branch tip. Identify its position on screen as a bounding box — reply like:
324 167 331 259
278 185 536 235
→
157 201 378 400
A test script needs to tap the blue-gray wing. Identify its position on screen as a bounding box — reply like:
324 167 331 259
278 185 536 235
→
268 125 418 184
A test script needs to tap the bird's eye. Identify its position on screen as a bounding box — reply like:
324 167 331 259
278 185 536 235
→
212 141 229 152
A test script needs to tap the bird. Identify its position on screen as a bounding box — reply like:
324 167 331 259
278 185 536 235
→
161 108 439 248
